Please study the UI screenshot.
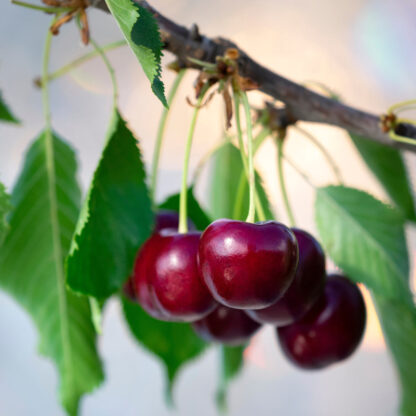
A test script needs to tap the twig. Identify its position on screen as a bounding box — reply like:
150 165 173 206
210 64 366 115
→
94 0 416 152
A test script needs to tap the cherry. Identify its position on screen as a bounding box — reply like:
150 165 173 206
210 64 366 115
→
154 209 195 232
132 235 169 320
144 230 217 322
130 210 196 319
277 274 366 369
192 305 261 346
247 228 326 326
198 219 298 310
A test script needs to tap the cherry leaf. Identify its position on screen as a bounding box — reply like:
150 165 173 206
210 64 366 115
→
66 110 153 299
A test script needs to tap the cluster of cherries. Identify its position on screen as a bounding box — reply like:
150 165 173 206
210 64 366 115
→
126 210 366 369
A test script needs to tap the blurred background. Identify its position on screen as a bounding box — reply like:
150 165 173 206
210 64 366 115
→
0 0 415 415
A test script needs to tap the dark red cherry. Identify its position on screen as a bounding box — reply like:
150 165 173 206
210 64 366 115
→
277 274 366 369
147 230 217 322
198 219 298 310
192 305 261 346
132 236 169 320
247 228 326 326
154 209 195 233
130 210 195 318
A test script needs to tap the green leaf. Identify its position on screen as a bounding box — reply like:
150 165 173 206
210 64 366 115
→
0 91 20 124
315 186 411 302
216 345 245 412
0 183 11 246
122 296 208 399
349 133 415 221
105 0 166 106
373 295 416 416
207 142 274 221
159 186 212 230
0 131 104 416
66 110 154 299
315 184 416 414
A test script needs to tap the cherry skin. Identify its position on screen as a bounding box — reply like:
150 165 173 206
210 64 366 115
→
192 305 261 346
145 229 217 322
198 219 298 310
130 210 196 319
132 235 169 320
247 228 326 326
154 209 195 233
277 274 366 369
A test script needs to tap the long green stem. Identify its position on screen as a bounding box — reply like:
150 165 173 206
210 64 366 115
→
232 173 247 221
240 91 256 223
388 99 416 114
396 117 416 127
283 153 316 188
178 85 209 233
88 36 119 107
38 40 126 87
12 0 71 13
294 125 343 184
389 131 416 146
233 92 267 221
42 17 57 131
233 93 249 173
151 69 186 202
276 138 296 227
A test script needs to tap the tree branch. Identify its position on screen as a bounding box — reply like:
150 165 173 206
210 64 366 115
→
95 0 416 152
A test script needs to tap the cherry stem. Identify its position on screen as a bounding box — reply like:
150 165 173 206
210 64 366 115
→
178 84 209 233
389 130 416 146
74 17 118 107
233 92 267 221
232 173 248 221
283 153 316 188
395 117 416 127
234 136 267 223
240 91 256 223
294 125 343 184
37 40 126 87
88 36 119 108
192 126 271 190
151 69 186 203
11 0 71 14
393 105 416 115
233 92 249 172
388 99 416 115
276 137 296 227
